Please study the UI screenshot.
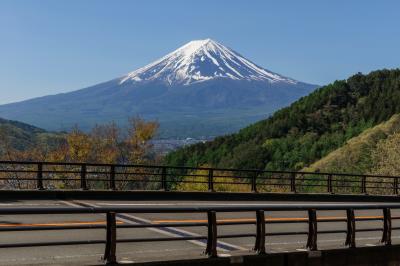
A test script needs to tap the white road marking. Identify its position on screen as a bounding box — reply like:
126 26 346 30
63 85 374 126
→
120 260 135 263
74 200 247 251
78 201 215 250
58 200 84 208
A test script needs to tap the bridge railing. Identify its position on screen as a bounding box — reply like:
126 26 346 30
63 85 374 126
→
0 203 399 264
0 160 398 195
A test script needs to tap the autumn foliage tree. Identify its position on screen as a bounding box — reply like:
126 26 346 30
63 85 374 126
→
45 117 159 165
0 117 159 189
121 117 159 164
371 132 400 176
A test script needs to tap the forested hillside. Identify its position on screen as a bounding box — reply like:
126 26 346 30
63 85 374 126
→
303 114 400 174
166 69 400 171
0 117 64 152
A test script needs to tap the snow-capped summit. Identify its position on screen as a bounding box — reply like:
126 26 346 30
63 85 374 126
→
0 39 317 138
120 38 297 86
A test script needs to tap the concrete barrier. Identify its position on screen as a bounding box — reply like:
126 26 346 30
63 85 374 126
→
1 189 400 202
113 245 400 266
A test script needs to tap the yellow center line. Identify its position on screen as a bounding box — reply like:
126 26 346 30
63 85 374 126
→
0 216 386 227
0 221 124 227
153 216 384 224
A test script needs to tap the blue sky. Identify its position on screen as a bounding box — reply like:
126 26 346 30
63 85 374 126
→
1 0 399 104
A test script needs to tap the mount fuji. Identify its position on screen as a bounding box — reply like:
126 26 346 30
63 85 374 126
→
120 39 297 85
0 39 317 137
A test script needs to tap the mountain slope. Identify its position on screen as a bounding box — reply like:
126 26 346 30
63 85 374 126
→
165 69 400 170
303 114 400 174
0 39 316 138
0 117 64 152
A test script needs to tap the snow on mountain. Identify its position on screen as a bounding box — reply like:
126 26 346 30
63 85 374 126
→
120 38 297 86
0 38 317 138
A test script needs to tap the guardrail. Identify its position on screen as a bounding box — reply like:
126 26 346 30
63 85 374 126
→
0 161 399 194
0 203 400 264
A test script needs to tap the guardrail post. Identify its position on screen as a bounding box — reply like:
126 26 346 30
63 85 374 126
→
80 164 87 190
161 167 167 191
345 209 356 248
381 208 392 246
205 211 217 257
104 212 117 264
110 165 116 190
37 163 44 190
327 174 333 193
290 173 296 193
251 172 258 193
208 169 214 192
254 210 266 254
306 209 317 251
361 176 367 194
394 178 398 195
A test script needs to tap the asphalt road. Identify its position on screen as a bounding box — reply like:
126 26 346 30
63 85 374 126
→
0 199 398 265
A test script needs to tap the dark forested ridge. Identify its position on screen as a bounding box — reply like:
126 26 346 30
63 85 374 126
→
165 69 400 171
0 117 64 152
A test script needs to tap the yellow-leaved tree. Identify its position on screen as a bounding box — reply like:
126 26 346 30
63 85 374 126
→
368 132 400 194
371 132 400 176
